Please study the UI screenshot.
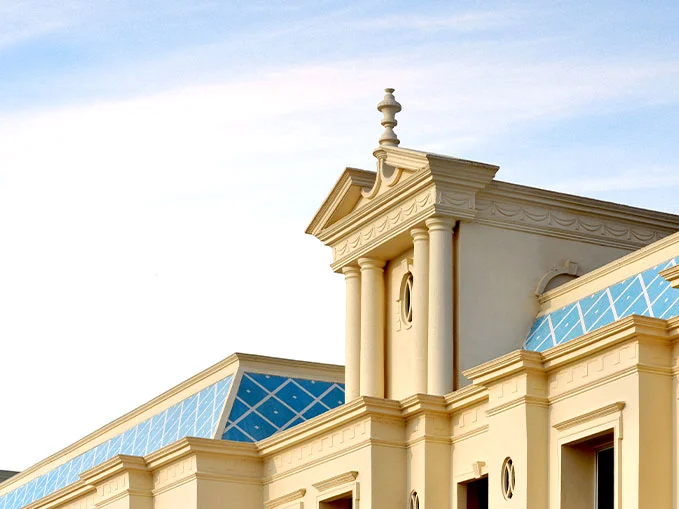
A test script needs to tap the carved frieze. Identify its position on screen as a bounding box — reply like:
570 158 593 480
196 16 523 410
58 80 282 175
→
475 197 667 249
332 189 434 262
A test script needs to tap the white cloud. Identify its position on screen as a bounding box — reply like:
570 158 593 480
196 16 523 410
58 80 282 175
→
1 43 679 472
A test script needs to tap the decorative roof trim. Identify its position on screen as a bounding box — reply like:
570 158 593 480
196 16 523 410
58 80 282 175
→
462 350 543 386
540 315 669 368
476 181 679 251
305 168 376 236
264 488 307 508
538 230 679 308
1 352 338 496
464 315 673 386
553 402 625 431
255 396 401 456
660 265 679 289
399 394 447 418
312 471 358 492
0 355 238 495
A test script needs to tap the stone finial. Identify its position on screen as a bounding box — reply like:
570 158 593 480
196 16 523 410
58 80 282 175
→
377 88 402 147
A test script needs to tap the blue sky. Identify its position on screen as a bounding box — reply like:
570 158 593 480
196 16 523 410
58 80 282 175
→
0 1 678 471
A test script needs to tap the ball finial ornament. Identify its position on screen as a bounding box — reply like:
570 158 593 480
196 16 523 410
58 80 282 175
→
377 88 402 147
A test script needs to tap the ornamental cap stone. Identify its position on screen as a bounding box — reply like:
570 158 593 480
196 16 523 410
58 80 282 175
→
377 88 401 147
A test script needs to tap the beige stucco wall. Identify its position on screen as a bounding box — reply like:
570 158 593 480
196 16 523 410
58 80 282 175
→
385 247 415 400
456 221 631 386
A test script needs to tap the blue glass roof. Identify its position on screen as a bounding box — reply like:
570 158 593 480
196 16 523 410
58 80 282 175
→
0 376 232 509
525 256 679 352
221 372 345 442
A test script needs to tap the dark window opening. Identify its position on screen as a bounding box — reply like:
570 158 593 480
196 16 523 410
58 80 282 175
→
596 447 614 509
319 492 352 509
459 477 488 509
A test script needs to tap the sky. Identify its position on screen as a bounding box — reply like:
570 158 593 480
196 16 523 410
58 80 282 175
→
1 0 678 471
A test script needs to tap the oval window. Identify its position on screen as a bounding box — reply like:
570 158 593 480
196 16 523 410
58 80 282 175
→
402 272 413 326
501 457 515 500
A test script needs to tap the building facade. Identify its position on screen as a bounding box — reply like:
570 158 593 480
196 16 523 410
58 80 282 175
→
2 89 679 509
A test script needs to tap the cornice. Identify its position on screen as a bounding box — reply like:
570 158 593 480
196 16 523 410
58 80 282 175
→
450 424 489 444
486 395 549 417
476 181 679 251
660 264 679 289
144 437 259 470
234 352 344 381
309 148 498 271
265 488 307 508
539 230 679 306
312 471 358 492
306 168 376 236
0 354 241 494
553 402 625 431
24 486 92 509
443 384 488 413
399 393 447 418
79 455 148 485
255 396 401 457
540 315 669 370
320 167 434 246
462 350 543 386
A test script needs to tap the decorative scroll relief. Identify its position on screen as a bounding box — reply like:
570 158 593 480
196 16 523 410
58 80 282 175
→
332 188 475 264
333 189 435 261
436 190 475 210
475 198 666 246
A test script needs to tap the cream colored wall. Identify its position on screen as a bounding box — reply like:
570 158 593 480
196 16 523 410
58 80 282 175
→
638 370 673 508
456 221 630 386
198 480 261 509
385 247 415 400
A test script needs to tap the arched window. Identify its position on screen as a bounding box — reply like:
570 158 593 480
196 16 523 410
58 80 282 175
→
409 490 419 509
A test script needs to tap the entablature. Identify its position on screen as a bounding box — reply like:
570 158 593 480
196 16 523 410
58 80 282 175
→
307 145 499 271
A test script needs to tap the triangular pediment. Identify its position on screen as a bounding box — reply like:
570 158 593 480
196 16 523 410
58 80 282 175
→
305 168 376 236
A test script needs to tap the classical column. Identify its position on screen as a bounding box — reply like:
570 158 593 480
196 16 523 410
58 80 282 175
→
358 257 386 398
342 266 361 402
411 227 429 394
426 216 455 395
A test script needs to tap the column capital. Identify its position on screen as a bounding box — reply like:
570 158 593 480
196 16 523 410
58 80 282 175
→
425 216 455 232
411 227 429 242
358 257 386 270
342 265 361 279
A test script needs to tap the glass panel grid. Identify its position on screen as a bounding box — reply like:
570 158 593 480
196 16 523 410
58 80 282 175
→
525 256 679 352
0 375 232 509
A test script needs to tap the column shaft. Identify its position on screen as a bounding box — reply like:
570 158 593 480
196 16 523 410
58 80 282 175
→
359 257 386 398
411 228 429 394
426 217 455 395
342 266 361 401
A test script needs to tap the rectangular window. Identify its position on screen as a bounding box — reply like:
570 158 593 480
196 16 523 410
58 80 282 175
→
458 477 488 509
596 447 614 509
561 431 614 509
319 492 352 509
